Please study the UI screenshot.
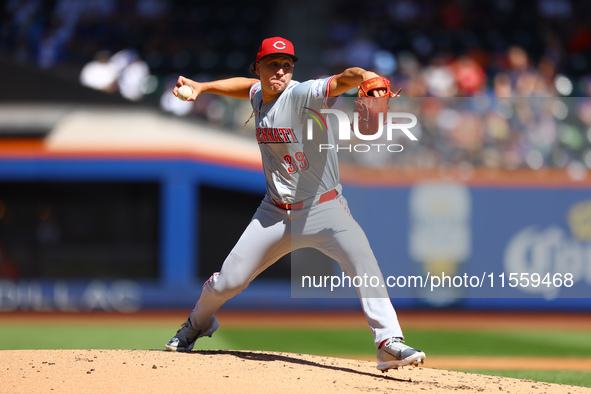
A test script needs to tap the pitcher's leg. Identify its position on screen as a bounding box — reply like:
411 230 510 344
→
306 198 403 345
191 202 291 329
320 209 426 370
323 236 404 344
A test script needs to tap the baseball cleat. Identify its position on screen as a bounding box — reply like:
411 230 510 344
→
376 337 426 372
165 315 219 352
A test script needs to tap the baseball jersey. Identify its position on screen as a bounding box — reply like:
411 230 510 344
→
249 76 339 205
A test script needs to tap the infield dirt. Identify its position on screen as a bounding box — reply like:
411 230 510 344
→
2 348 588 394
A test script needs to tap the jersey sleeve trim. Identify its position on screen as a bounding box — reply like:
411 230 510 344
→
249 82 261 102
324 75 337 108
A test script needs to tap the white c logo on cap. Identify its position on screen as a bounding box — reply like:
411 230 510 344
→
273 41 286 50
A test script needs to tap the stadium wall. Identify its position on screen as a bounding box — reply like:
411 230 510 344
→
0 154 589 312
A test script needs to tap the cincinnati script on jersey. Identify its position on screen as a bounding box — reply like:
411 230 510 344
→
256 127 299 144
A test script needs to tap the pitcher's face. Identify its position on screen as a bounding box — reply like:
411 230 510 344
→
257 55 294 94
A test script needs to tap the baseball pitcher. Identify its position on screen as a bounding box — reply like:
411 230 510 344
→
164 37 425 372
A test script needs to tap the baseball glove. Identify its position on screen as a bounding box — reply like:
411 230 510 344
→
353 76 399 135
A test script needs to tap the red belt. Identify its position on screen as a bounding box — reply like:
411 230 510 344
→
274 189 338 210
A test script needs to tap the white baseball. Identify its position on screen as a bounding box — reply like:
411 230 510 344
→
177 85 193 101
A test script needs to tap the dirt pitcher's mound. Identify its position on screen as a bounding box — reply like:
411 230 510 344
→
1 349 586 394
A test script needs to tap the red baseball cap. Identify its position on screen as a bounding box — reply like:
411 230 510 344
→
256 37 298 62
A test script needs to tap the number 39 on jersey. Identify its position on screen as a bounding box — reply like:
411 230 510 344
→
283 151 309 174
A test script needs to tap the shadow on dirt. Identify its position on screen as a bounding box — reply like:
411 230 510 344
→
186 349 413 383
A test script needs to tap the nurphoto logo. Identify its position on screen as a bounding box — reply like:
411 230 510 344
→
303 107 418 153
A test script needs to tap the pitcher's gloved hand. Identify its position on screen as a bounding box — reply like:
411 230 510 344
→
353 76 400 135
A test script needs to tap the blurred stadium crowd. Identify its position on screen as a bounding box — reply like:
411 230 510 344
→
2 0 591 173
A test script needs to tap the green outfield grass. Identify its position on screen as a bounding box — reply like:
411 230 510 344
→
1 325 590 387
456 370 591 388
